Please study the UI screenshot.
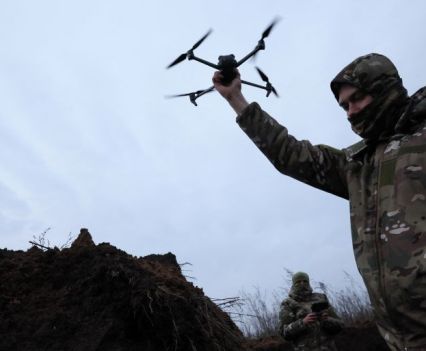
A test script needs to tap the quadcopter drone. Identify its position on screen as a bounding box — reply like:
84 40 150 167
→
166 19 280 106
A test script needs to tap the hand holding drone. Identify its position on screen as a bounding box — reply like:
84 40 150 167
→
166 19 280 106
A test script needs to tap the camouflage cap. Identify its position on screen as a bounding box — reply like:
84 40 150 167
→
330 53 402 100
292 271 310 284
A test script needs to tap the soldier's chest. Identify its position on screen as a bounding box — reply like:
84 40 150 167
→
349 126 426 208
294 301 311 318
347 126 426 267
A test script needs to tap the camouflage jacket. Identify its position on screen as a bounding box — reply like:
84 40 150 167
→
237 96 426 351
279 292 343 351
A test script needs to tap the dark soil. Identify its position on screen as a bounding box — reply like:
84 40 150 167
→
335 323 390 351
0 228 389 351
0 229 244 351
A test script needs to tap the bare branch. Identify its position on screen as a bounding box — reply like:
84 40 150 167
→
29 241 51 251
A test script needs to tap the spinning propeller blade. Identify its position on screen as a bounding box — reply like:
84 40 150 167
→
255 67 269 83
250 18 280 62
192 29 212 50
165 87 215 103
255 67 279 97
167 29 212 69
165 89 206 98
261 18 280 40
166 54 188 69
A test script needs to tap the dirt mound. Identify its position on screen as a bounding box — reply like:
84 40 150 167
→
0 228 390 351
244 335 290 351
335 323 390 351
0 229 244 351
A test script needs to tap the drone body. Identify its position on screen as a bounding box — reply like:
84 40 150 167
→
217 55 237 84
166 19 280 106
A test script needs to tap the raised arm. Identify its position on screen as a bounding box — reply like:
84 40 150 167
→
237 103 349 199
212 71 349 199
212 70 249 115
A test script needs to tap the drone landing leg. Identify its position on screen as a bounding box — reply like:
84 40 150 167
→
190 86 215 106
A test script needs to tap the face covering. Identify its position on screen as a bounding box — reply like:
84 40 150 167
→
290 272 313 301
330 53 409 144
348 84 408 142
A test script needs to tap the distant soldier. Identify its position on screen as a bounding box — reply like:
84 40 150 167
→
212 53 426 350
278 272 343 351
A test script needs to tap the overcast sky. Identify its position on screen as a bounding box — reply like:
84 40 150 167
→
1 0 425 301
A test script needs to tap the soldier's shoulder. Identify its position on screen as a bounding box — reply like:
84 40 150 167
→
342 140 367 160
281 296 293 304
281 296 298 307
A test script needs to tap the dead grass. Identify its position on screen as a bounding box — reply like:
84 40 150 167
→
226 269 373 338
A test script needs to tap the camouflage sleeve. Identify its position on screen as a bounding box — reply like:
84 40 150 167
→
237 102 349 199
279 300 308 340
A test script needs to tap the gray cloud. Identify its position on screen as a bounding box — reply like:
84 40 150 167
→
0 0 425 299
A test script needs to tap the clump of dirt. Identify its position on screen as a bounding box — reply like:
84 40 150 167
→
335 322 390 351
0 229 244 351
244 335 290 351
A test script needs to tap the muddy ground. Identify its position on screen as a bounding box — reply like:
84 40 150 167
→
0 229 389 351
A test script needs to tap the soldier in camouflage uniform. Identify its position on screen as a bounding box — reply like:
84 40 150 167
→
279 272 343 351
212 53 426 351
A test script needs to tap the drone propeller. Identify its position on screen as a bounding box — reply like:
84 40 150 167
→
192 29 212 50
255 66 269 82
249 17 280 62
167 29 213 69
165 89 207 98
255 66 279 97
165 86 215 106
261 17 280 40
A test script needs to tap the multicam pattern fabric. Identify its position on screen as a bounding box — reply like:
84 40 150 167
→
236 87 426 350
279 292 343 351
330 53 403 100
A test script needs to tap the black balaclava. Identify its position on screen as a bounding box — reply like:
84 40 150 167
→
330 53 409 144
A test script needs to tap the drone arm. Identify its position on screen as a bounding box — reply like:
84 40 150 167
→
236 40 265 67
241 80 267 90
190 55 220 69
241 80 273 97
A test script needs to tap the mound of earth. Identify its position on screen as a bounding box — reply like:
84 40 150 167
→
335 323 390 351
0 229 245 351
0 228 389 351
